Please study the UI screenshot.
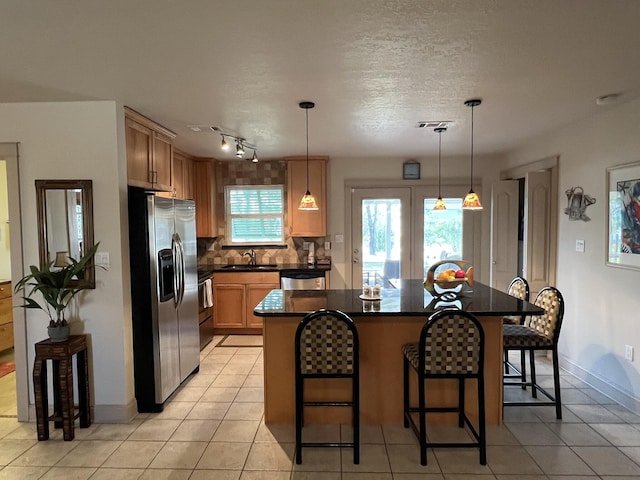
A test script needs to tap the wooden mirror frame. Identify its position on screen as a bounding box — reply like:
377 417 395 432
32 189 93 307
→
35 179 95 289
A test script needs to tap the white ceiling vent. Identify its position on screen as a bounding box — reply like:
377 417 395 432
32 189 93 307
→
186 125 223 133
415 121 453 129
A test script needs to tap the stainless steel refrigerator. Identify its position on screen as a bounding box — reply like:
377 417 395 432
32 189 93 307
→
128 186 200 412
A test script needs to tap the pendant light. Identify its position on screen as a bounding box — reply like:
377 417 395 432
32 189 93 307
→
433 126 447 211
298 101 319 211
462 98 483 210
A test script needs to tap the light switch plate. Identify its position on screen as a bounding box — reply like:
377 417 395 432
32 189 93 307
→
576 239 585 253
95 251 110 267
335 234 344 243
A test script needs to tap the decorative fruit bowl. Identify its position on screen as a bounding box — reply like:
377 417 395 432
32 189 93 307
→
424 260 474 296
433 277 468 289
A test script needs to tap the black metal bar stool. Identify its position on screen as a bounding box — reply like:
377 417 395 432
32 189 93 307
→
402 309 486 466
503 276 530 378
503 286 565 419
295 309 360 464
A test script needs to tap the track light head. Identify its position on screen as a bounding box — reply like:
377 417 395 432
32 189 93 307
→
221 136 229 151
236 140 245 158
251 150 258 163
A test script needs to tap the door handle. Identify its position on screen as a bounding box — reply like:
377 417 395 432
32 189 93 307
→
353 258 359 264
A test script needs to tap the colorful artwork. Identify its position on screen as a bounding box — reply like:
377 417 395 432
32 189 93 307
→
617 178 640 254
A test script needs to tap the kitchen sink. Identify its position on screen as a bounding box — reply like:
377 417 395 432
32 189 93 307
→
222 264 279 271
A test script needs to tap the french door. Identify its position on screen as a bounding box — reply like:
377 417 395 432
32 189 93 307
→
350 184 477 288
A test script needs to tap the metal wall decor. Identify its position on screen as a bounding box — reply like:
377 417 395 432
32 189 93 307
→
564 186 596 221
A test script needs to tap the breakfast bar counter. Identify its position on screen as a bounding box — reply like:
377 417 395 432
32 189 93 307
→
254 280 544 426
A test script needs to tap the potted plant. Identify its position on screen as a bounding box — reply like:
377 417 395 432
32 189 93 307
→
14 243 100 342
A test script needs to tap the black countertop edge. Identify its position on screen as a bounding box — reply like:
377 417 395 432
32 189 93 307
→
198 263 331 274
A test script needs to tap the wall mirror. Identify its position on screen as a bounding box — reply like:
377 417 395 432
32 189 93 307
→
35 179 95 288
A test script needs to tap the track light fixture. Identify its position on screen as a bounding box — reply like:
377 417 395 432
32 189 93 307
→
218 133 258 162
433 126 447 211
462 98 483 210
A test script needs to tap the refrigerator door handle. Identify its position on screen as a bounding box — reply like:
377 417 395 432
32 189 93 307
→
171 234 181 308
175 233 186 308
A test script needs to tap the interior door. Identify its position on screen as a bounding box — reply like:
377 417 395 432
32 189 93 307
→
350 188 411 288
490 180 519 289
524 170 552 294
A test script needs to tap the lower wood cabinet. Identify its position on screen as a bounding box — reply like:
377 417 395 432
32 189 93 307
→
0 281 14 352
213 272 279 334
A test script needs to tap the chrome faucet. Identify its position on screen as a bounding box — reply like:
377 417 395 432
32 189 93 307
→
243 249 257 265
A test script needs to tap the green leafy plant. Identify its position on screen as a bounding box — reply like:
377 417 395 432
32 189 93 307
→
14 243 100 328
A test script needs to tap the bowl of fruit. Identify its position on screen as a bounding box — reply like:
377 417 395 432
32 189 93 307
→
424 260 474 295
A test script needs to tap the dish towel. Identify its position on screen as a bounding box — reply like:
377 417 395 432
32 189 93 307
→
203 278 213 308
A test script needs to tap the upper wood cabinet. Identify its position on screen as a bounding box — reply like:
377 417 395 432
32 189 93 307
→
125 107 176 192
193 159 218 237
159 149 195 200
286 156 328 237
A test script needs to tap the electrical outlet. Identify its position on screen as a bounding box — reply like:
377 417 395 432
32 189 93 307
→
302 241 310 250
325 241 331 250
625 345 634 362
576 239 585 253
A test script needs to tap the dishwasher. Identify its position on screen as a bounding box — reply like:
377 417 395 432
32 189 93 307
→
280 271 326 290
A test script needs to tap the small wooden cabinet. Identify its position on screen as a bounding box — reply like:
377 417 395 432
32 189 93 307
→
125 107 176 192
0 281 14 352
158 149 195 200
193 159 217 237
286 156 328 237
213 272 279 333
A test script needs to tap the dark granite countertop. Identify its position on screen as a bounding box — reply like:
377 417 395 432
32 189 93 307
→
199 263 331 274
254 280 544 318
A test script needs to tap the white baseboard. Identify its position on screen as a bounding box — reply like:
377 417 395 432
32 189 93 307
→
560 354 640 415
27 399 139 424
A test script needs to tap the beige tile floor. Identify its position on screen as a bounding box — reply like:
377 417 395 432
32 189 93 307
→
1 341 640 479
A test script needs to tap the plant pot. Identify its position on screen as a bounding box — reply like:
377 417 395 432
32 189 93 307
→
48 325 70 342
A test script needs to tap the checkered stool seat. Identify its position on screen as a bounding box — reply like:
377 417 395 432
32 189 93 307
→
295 309 359 465
402 309 486 466
503 324 553 348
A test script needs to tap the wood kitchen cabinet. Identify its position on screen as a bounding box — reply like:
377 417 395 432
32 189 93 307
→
286 156 328 237
125 107 176 192
193 159 217 237
158 149 195 200
0 281 14 352
213 272 279 334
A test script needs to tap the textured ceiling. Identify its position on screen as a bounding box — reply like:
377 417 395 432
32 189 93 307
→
1 0 639 161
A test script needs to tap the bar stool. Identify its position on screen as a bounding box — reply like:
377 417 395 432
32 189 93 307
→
503 276 530 378
503 286 565 419
295 309 359 464
402 309 486 466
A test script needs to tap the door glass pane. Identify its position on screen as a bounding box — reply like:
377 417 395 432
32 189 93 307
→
423 198 463 277
362 198 402 287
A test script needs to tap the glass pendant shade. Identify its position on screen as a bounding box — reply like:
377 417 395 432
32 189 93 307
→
462 189 483 209
298 101 318 211
462 98 483 210
433 197 447 210
299 191 319 210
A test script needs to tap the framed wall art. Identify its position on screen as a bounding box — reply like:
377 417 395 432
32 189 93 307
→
606 161 640 270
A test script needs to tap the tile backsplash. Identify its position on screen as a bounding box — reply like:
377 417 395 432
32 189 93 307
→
196 159 328 266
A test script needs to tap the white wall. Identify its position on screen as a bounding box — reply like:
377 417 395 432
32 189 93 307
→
504 96 640 410
0 101 136 422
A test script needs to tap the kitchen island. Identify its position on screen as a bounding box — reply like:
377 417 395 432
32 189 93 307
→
254 280 544 426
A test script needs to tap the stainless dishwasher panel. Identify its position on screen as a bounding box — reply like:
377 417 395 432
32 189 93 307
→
280 272 326 290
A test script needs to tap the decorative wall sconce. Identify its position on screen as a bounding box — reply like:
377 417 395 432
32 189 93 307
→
564 186 596 221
